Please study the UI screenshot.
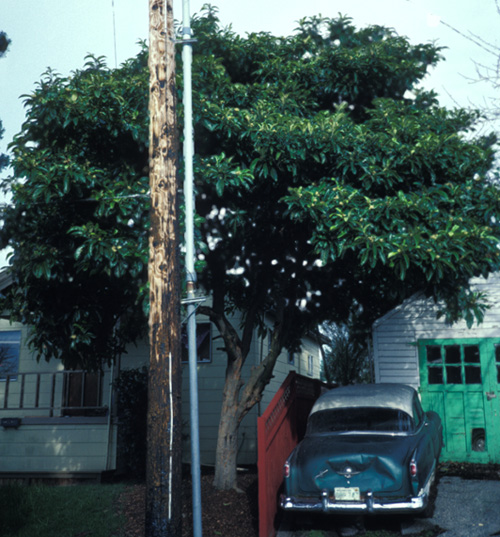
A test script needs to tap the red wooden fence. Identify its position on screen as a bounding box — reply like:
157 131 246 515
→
257 372 329 537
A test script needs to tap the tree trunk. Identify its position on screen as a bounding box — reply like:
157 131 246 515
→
211 316 285 490
213 329 244 490
213 399 240 490
146 1 182 536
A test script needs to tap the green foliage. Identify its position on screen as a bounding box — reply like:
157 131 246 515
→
1 8 500 371
283 97 500 326
322 323 370 385
0 32 10 57
1 50 150 369
0 31 10 174
114 367 148 479
188 8 500 338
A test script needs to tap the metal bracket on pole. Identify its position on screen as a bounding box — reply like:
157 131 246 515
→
173 38 198 45
181 295 207 306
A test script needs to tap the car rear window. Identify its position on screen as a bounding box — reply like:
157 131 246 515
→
307 407 414 434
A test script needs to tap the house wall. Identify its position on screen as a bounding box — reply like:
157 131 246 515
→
0 319 117 475
260 333 323 410
121 312 323 466
372 274 500 388
0 321 61 419
0 421 115 474
0 310 323 474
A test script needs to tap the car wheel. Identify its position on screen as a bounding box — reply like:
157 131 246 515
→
419 473 438 519
420 494 435 518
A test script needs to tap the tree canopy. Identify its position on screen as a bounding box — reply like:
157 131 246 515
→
0 31 9 57
2 7 500 487
0 31 10 173
321 323 370 386
1 51 150 369
189 9 500 338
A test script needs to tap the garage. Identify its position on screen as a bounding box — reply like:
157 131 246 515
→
372 274 500 464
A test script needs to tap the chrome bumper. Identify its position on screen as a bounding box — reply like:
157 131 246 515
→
280 490 427 514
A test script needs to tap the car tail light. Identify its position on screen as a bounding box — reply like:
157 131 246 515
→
284 461 290 478
410 459 417 477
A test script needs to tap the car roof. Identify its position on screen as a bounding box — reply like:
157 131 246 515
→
310 383 417 418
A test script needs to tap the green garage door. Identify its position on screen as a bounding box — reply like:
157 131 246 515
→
418 339 500 463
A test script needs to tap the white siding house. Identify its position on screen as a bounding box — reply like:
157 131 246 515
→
0 301 324 476
372 273 500 464
0 320 117 477
121 308 324 466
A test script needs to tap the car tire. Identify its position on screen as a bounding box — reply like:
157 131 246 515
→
419 477 438 519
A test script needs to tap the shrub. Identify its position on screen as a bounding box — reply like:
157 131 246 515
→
114 367 148 479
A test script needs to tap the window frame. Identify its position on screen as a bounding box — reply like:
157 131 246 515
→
419 339 484 386
307 354 314 376
181 322 212 364
0 330 21 381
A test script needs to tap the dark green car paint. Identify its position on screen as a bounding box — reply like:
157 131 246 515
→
281 384 442 515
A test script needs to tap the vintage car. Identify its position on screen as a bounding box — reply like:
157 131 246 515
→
281 383 443 515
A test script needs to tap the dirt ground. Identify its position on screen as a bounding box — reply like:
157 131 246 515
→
117 468 258 537
116 462 500 537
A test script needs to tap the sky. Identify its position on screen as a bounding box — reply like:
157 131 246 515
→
0 0 499 264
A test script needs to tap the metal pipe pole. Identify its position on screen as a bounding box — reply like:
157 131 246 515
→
182 0 203 535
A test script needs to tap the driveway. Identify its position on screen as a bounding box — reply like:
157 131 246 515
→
412 475 500 537
277 476 500 536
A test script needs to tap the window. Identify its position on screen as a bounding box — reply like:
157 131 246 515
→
412 396 424 428
445 345 462 384
308 354 314 376
495 345 500 383
425 343 482 385
308 407 414 435
0 331 21 380
62 371 104 416
182 322 212 363
464 345 481 384
287 351 295 365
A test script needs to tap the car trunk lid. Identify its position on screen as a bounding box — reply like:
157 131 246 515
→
294 433 415 496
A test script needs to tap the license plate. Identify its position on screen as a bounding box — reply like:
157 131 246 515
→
334 487 360 501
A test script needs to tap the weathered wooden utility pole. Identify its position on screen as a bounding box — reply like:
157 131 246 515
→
146 0 182 536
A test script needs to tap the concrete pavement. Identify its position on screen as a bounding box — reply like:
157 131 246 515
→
277 476 500 536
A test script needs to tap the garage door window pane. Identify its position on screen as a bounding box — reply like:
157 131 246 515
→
426 346 442 364
428 366 443 384
426 346 443 384
464 345 480 363
465 365 482 384
496 345 500 383
446 365 462 384
445 345 461 364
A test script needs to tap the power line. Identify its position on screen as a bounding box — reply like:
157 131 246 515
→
111 0 118 68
